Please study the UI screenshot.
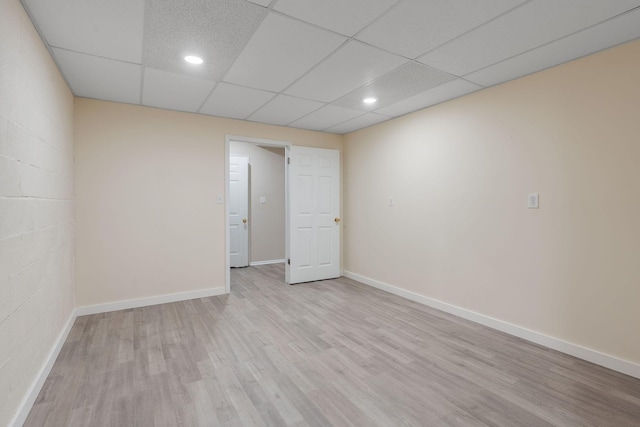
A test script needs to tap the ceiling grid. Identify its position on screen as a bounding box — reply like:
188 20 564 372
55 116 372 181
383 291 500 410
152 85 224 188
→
20 0 640 134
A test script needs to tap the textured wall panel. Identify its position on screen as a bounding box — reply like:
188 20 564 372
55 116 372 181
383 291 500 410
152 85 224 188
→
0 1 75 426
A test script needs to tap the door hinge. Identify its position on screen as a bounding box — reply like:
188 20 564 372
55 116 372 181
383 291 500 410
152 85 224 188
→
287 258 290 265
287 157 290 165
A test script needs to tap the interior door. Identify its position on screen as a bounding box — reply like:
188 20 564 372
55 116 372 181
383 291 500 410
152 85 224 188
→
289 146 340 284
229 155 249 267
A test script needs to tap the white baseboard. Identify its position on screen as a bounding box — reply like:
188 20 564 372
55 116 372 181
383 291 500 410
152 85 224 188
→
76 287 227 316
10 310 77 427
343 270 640 380
249 259 286 266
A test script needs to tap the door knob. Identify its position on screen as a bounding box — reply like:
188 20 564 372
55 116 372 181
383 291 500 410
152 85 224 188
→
334 217 341 223
242 218 247 224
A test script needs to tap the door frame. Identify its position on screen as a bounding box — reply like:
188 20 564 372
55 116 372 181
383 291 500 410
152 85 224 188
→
225 135 291 293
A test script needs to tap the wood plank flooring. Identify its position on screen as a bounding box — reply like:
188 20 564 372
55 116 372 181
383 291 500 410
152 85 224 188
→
25 264 640 426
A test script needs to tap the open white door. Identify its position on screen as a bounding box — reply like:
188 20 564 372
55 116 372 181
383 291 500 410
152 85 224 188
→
229 155 249 267
289 146 340 284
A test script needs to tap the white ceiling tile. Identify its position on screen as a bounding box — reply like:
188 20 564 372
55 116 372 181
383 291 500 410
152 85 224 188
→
142 68 215 113
419 0 640 76
224 13 347 92
324 113 392 134
248 95 324 126
23 0 145 63
332 62 455 111
246 0 272 6
356 0 525 59
375 79 481 117
284 41 407 102
290 105 363 131
465 8 640 87
24 0 640 133
273 0 398 36
143 0 267 80
200 83 276 119
52 48 141 104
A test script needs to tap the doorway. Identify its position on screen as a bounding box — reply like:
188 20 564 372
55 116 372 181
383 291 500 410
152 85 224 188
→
225 136 289 292
225 136 341 293
229 143 286 268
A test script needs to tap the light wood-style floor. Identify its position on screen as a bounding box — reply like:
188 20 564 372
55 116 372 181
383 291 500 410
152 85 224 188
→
25 264 640 426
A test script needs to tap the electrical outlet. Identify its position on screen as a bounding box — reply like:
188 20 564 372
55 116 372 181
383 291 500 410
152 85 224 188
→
528 193 539 209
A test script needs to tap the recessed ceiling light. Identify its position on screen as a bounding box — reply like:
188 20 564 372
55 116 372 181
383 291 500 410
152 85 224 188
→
363 97 377 104
184 55 204 65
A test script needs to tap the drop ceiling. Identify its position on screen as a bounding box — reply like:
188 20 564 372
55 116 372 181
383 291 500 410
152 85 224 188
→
21 0 640 134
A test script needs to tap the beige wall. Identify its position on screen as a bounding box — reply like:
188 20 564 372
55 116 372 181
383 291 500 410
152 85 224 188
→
344 39 640 365
230 141 286 263
75 99 341 306
0 0 76 425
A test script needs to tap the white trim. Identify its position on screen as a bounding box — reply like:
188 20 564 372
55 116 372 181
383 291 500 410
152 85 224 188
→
226 135 292 149
10 310 77 427
249 259 286 266
76 287 226 316
343 270 640 380
225 138 231 294
284 144 290 285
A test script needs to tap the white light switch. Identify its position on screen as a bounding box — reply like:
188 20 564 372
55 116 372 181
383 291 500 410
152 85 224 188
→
388 196 394 207
259 196 267 204
528 193 539 209
216 194 223 204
